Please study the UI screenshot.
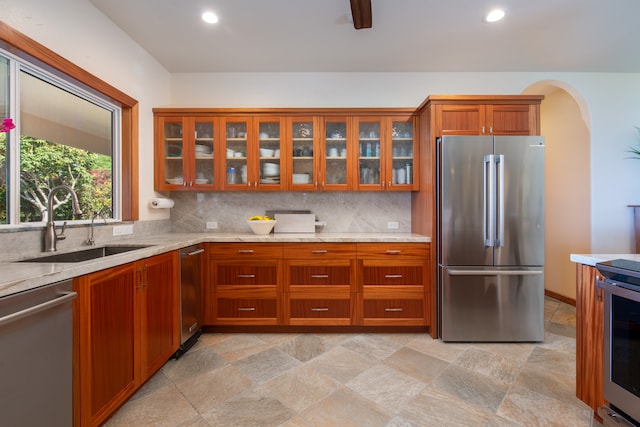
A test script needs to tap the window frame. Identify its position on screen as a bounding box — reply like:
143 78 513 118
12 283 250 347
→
0 21 139 223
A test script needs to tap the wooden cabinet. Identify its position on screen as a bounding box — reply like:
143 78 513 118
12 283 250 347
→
357 243 431 327
154 116 220 190
74 252 179 427
575 263 605 414
207 243 283 325
153 109 418 193
283 243 357 325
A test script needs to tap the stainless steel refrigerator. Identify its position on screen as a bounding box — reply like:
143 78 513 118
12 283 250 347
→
437 136 545 342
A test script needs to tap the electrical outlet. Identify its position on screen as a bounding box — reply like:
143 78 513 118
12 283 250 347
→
387 221 399 230
113 224 133 236
206 221 218 230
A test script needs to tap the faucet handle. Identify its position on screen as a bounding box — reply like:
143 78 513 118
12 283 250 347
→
57 221 68 241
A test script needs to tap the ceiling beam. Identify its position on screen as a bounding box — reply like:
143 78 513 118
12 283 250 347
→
350 0 372 29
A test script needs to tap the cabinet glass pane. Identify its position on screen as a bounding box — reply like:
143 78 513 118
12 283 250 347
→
391 120 414 185
358 121 381 185
258 121 281 185
194 121 214 185
164 121 184 185
291 121 314 185
325 120 348 185
225 121 247 185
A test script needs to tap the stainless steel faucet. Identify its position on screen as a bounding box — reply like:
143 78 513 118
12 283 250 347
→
86 209 109 246
43 185 82 252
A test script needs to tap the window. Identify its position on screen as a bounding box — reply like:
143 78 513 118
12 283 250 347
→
0 48 121 225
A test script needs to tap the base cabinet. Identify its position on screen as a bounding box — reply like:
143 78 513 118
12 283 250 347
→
205 242 431 330
74 252 179 427
575 263 605 414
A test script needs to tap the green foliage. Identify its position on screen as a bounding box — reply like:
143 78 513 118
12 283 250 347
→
0 134 112 223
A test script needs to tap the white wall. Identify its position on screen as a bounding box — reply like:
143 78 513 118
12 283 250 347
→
4 0 640 256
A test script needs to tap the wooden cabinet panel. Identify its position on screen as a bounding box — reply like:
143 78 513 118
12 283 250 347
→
290 299 351 318
216 263 278 286
438 104 483 135
75 252 178 427
357 242 430 259
362 266 423 285
363 299 424 319
283 243 356 259
487 104 537 135
576 264 605 412
209 243 283 259
290 265 351 286
216 298 277 318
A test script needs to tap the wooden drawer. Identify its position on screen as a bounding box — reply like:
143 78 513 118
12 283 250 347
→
290 265 350 286
209 243 283 259
290 299 351 318
284 243 357 259
215 262 278 286
363 299 424 319
216 298 277 318
362 266 423 285
357 243 429 260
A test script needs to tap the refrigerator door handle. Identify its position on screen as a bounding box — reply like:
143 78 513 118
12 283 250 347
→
483 154 495 247
495 154 505 247
447 269 542 276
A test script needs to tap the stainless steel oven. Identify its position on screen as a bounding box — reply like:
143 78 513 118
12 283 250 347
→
596 259 640 426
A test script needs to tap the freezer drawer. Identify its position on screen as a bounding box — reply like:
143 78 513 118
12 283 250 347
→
440 266 544 342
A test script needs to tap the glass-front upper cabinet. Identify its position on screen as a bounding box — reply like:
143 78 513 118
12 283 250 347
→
159 117 185 189
256 118 283 190
323 117 351 190
387 116 416 190
355 117 383 190
224 118 250 189
289 117 317 190
193 119 216 188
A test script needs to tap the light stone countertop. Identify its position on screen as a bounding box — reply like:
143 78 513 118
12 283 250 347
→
0 232 430 298
570 253 640 267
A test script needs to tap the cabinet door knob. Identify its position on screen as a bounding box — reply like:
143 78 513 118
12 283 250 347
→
238 249 254 253
311 307 329 312
311 274 329 279
385 308 403 312
311 249 328 254
384 274 403 279
385 249 402 254
237 274 255 278
237 307 256 311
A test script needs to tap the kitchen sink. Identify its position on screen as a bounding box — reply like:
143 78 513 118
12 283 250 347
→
19 245 153 263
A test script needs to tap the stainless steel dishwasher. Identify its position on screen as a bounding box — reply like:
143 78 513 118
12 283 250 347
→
173 245 204 358
0 279 77 426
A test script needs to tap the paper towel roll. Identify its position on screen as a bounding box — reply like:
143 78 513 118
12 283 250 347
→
150 198 174 209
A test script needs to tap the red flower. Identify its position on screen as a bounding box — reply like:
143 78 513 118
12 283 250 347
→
0 118 15 133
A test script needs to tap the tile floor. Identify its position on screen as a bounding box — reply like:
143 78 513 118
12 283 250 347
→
106 297 596 427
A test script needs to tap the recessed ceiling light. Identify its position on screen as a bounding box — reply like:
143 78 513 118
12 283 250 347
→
202 11 219 24
484 8 505 23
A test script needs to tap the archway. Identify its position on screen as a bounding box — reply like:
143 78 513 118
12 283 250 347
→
524 81 591 302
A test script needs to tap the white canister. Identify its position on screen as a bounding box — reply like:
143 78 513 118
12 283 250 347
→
329 147 338 157
397 168 406 184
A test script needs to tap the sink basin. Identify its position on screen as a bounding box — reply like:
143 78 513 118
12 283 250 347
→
19 245 153 263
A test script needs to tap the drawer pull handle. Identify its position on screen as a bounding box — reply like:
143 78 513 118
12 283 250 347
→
385 308 403 312
384 274 403 279
237 274 256 278
385 249 402 254
311 274 329 279
238 249 255 253
237 307 256 311
311 250 328 254
311 307 329 312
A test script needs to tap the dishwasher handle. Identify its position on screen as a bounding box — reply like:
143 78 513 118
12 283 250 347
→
0 291 77 327
181 248 204 257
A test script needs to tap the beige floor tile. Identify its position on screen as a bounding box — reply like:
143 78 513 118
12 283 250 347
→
305 345 376 384
301 388 391 427
105 385 200 426
514 364 578 403
431 364 510 412
526 346 576 377
497 386 592 427
346 364 426 415
161 346 226 383
405 335 470 362
207 333 276 362
383 346 449 383
341 334 404 361
454 347 524 384
256 364 339 413
278 333 328 362
232 346 301 385
200 390 296 427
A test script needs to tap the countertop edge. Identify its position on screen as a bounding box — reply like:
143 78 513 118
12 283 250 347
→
570 253 640 267
1 232 430 298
